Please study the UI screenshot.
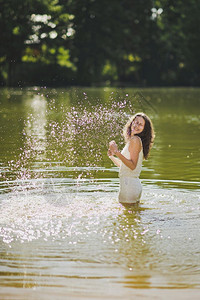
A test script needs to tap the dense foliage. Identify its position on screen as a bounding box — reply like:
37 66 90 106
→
0 0 200 86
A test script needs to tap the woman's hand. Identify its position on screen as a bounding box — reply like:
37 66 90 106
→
107 149 113 157
107 143 121 167
109 140 118 154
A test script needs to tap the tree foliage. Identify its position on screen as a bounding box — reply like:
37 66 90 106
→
0 0 200 86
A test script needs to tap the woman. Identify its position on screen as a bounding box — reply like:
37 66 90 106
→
108 112 155 205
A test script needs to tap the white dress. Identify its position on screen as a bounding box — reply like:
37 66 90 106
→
118 139 143 204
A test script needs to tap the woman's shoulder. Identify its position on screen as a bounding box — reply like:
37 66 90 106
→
130 135 142 143
129 136 142 150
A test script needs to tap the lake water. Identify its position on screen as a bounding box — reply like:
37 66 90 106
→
0 87 200 299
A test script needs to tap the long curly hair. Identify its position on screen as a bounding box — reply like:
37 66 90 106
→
123 112 155 159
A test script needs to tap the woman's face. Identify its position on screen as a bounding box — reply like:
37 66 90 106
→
131 116 145 136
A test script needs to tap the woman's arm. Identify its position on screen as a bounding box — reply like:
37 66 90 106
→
109 155 121 167
107 149 121 167
110 137 141 171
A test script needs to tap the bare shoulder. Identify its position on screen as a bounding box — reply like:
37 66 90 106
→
130 135 141 145
129 136 142 151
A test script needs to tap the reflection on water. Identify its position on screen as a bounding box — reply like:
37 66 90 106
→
0 87 200 298
25 95 47 161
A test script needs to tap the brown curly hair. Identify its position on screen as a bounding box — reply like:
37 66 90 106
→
123 112 155 159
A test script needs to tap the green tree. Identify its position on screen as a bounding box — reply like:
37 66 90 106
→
0 0 73 86
1 0 200 86
0 0 46 84
149 0 200 85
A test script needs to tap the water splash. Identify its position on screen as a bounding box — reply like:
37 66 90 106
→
3 92 137 185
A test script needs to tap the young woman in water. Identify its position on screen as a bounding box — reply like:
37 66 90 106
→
108 112 155 205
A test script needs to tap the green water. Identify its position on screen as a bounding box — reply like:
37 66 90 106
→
0 87 200 299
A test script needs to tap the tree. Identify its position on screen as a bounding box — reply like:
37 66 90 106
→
0 0 70 86
1 0 200 86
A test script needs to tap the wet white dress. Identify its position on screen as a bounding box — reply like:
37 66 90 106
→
118 138 143 204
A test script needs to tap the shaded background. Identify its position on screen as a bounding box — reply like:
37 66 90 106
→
1 0 200 87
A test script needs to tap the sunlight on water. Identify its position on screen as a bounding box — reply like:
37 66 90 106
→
0 87 200 298
2 91 136 184
0 178 199 269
